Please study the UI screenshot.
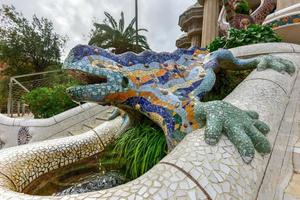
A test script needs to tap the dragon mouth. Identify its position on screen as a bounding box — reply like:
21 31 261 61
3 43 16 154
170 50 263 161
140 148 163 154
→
67 69 108 85
64 63 125 103
65 67 115 103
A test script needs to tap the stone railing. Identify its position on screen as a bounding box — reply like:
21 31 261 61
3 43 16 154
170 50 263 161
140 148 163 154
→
264 3 300 44
264 3 300 28
0 103 117 149
0 43 299 199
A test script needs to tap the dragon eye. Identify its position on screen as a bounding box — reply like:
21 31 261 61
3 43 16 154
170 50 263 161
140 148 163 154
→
121 77 129 88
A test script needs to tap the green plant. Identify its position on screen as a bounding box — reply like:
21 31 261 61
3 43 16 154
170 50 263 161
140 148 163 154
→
0 5 66 76
23 84 77 118
207 25 281 52
207 37 227 53
89 11 150 54
111 120 167 179
234 0 250 15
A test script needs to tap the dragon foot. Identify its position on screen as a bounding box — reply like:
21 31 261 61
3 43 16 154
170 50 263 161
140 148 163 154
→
195 100 271 163
257 55 295 75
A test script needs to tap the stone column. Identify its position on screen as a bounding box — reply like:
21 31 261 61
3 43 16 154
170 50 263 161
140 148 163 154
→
200 0 220 48
277 0 300 10
190 35 202 47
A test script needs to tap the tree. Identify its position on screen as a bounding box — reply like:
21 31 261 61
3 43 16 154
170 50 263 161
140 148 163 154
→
0 5 67 76
89 12 150 54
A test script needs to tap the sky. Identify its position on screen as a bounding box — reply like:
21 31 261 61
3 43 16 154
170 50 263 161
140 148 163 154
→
0 0 195 58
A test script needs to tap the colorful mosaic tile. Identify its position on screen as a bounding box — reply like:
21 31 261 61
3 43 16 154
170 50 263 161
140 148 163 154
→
63 45 295 163
220 0 276 33
266 14 300 28
18 127 31 145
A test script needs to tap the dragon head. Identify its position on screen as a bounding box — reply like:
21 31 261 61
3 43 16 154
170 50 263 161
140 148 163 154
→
63 45 133 105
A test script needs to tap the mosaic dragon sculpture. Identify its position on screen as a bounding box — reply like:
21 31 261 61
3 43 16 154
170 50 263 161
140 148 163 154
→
219 0 277 34
63 45 295 163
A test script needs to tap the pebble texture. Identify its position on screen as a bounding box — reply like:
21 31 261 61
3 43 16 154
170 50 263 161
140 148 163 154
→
55 172 126 196
0 43 298 199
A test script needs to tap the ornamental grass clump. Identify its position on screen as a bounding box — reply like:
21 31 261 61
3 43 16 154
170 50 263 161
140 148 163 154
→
113 120 167 179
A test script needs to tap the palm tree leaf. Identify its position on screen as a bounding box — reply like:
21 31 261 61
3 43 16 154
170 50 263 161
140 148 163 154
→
119 12 125 33
124 17 136 36
93 23 114 33
89 12 150 53
104 12 118 29
137 28 148 32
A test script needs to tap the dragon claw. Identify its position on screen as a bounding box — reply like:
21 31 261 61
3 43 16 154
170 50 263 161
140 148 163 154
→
257 55 296 75
196 101 271 163
205 137 219 145
242 155 254 164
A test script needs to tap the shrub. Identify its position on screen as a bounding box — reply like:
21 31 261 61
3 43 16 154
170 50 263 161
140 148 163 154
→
234 0 250 15
207 25 281 52
23 84 77 118
110 119 167 179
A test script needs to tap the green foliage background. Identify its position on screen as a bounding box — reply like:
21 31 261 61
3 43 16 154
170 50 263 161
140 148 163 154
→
234 0 250 15
0 5 66 113
23 84 77 118
0 5 66 76
208 25 281 52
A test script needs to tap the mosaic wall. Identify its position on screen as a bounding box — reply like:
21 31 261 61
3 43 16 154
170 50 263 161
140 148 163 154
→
266 13 300 28
63 44 295 163
18 127 31 145
0 116 128 192
220 0 277 33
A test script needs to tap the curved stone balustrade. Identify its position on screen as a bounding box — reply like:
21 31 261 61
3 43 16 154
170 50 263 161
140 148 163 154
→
0 103 117 149
0 43 299 199
0 115 130 200
264 3 300 44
